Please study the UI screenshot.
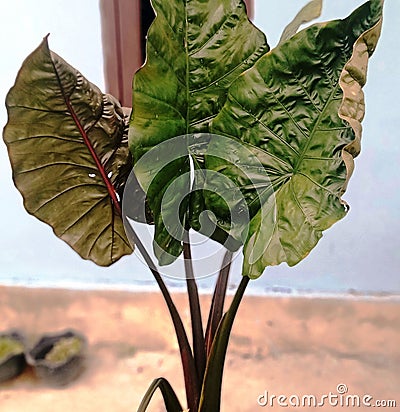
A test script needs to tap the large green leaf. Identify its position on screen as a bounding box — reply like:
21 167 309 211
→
211 0 383 278
129 0 269 265
3 37 133 266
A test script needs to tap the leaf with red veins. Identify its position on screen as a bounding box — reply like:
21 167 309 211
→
3 37 133 266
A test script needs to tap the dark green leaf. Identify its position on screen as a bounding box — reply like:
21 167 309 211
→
129 0 269 264
211 1 383 278
137 378 183 412
3 37 133 266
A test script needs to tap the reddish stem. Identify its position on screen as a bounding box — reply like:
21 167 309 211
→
65 99 122 215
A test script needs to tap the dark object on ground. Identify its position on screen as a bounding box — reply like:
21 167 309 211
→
0 330 26 383
27 330 87 387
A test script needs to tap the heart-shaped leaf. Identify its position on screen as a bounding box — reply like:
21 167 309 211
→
129 0 269 265
3 37 133 266
211 0 383 278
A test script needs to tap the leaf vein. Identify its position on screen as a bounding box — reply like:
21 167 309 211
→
18 163 98 175
297 171 336 196
188 2 240 57
137 90 184 120
292 72 322 113
33 184 108 213
191 44 268 94
60 196 108 236
229 93 299 157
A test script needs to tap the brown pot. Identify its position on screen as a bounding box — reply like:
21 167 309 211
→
26 330 87 387
0 331 26 383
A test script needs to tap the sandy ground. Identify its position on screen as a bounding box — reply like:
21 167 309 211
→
0 286 399 411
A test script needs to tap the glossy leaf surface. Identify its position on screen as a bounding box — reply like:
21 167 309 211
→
211 1 383 278
129 0 269 265
3 38 133 266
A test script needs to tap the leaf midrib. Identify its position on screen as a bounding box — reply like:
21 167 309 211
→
184 0 191 135
292 82 341 174
49 53 122 216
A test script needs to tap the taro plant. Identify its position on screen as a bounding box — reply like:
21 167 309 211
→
3 0 383 410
